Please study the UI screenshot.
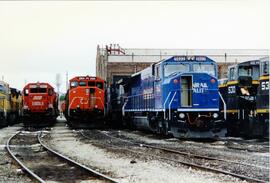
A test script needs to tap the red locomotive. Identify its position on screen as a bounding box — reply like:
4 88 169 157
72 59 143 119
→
22 82 59 126
63 76 106 128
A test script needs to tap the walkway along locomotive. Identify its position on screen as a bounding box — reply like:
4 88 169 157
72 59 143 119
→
119 56 226 138
219 59 264 137
22 82 59 126
0 81 22 127
63 76 106 128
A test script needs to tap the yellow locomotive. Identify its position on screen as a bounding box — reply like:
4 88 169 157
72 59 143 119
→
0 81 22 127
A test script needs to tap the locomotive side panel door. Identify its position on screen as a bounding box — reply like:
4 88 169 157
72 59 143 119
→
181 76 192 107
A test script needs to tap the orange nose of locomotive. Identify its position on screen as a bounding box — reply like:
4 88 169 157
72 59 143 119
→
69 87 94 111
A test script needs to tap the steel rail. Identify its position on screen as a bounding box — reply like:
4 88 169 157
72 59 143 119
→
6 131 46 183
99 130 269 169
38 132 119 183
6 130 119 183
92 130 268 183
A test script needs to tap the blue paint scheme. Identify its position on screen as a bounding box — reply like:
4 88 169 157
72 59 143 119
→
124 56 219 112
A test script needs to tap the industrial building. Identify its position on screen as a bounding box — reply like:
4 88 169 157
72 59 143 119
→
96 44 269 85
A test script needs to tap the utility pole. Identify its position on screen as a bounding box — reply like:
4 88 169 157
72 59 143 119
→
66 71 68 91
55 73 62 114
56 73 61 94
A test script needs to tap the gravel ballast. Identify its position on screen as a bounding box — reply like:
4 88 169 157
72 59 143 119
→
0 125 32 183
44 125 248 183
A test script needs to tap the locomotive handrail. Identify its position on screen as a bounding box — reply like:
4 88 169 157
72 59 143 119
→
218 92 227 120
123 87 219 114
122 98 128 116
163 91 172 119
168 91 177 120
124 93 154 111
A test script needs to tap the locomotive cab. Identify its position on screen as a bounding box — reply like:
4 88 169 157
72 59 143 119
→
220 60 260 137
123 56 225 139
0 82 22 126
256 57 269 138
22 82 59 126
64 76 106 128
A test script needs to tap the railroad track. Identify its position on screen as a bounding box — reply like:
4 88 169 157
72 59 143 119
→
80 130 268 183
6 130 119 183
105 133 269 170
216 137 270 152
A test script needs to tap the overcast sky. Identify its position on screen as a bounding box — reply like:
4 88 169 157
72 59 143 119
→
0 0 269 92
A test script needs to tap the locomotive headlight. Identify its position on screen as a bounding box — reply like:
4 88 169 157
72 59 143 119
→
213 113 219 118
210 79 216 84
77 105 80 108
179 113 185 119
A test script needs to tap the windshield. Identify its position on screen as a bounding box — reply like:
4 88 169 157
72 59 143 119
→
164 64 189 77
262 61 269 75
30 88 47 93
238 65 259 80
0 85 7 94
96 82 104 89
70 81 78 88
79 81 87 86
193 64 216 76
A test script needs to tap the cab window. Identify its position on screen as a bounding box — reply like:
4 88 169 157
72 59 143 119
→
262 62 269 75
79 81 87 86
88 82 95 87
238 65 259 80
70 81 78 88
164 63 189 77
0 85 7 94
24 89 29 96
229 68 235 80
30 88 47 93
48 88 53 96
155 64 160 80
96 82 103 90
193 63 216 77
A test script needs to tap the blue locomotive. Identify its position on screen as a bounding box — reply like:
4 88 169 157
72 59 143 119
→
121 56 225 138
